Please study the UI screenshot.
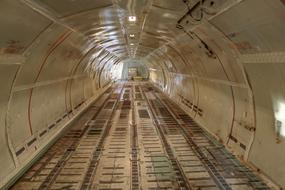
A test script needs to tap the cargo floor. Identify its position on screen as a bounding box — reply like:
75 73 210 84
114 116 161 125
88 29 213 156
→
11 82 269 190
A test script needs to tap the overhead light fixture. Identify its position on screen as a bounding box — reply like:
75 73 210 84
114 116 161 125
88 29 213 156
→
130 43 134 46
128 16 136 22
130 34 135 37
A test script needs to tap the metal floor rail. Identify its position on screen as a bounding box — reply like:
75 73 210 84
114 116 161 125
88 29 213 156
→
11 82 271 190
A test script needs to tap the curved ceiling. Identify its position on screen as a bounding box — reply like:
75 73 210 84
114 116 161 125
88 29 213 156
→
20 0 189 59
1 0 285 189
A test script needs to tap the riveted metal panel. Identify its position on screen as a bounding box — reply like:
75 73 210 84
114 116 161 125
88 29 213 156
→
211 0 285 54
38 0 113 18
0 0 52 55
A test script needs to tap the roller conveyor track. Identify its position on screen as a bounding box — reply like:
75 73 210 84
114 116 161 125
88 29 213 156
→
11 82 270 190
141 85 192 190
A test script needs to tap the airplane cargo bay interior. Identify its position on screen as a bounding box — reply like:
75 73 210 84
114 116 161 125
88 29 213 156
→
0 0 285 189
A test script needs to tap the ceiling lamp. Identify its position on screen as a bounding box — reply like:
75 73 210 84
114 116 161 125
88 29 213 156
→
128 16 136 22
130 34 135 37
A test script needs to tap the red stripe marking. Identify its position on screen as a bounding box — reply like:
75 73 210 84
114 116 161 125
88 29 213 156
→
27 31 72 135
65 46 97 114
